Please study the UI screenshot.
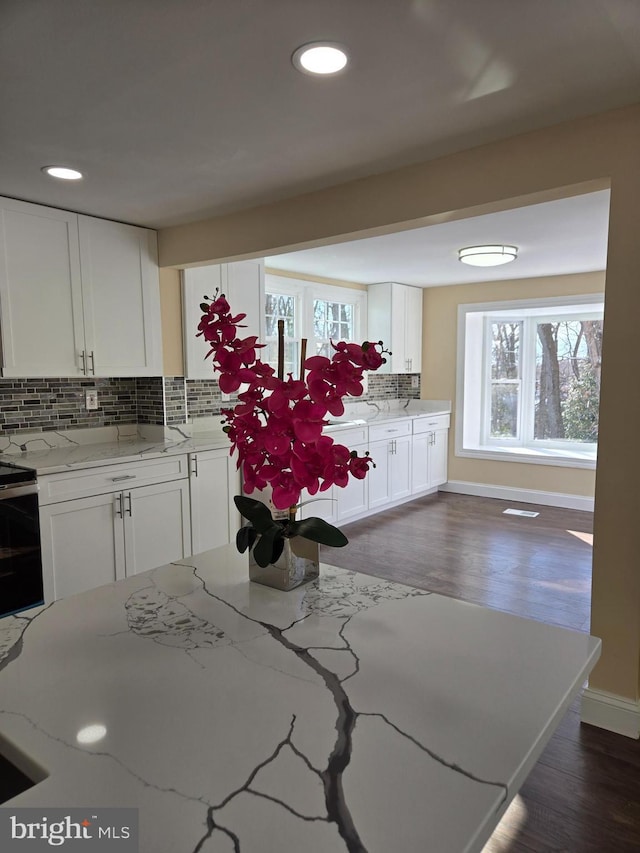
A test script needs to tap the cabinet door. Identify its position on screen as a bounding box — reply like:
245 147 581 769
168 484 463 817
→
390 283 407 373
124 480 191 576
78 216 162 376
429 428 449 488
404 285 423 373
190 450 236 554
367 439 392 510
226 260 265 343
411 434 430 494
298 485 336 524
0 198 85 377
391 435 412 500
182 265 225 379
39 493 125 601
335 446 369 522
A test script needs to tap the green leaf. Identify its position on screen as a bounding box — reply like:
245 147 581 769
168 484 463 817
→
253 526 283 567
236 524 257 554
271 536 285 564
234 496 275 534
288 517 348 548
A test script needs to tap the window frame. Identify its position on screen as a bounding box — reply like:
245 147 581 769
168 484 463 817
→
265 273 367 370
457 294 604 469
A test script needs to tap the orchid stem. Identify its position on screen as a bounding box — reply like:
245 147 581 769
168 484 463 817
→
299 338 307 381
277 319 284 381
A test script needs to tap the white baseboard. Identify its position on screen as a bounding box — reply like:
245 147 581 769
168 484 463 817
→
440 480 594 512
580 688 640 739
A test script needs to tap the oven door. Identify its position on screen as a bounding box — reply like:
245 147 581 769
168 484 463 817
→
0 482 43 618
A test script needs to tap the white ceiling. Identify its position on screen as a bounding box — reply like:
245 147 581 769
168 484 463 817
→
266 190 611 287
1 1 639 229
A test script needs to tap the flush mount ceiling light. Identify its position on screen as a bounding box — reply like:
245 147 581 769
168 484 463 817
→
42 165 83 181
292 42 349 76
458 245 518 267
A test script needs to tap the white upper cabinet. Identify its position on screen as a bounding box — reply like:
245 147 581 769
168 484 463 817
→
78 215 162 376
0 199 85 376
368 282 423 374
0 196 162 378
182 259 265 380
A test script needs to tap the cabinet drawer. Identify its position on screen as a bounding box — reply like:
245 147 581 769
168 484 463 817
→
412 414 450 435
368 419 412 443
327 426 368 447
39 454 189 505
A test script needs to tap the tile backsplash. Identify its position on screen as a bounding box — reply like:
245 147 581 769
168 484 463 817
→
0 372 420 438
0 378 138 435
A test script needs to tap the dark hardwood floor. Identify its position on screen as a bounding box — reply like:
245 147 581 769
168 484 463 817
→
320 492 640 853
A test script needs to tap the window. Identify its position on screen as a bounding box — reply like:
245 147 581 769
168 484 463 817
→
264 289 299 376
458 295 604 467
264 274 366 374
313 299 355 357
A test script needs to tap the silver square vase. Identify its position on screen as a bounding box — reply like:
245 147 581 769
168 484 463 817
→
249 536 319 591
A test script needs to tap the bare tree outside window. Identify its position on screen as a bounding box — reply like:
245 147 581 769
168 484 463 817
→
535 319 602 442
265 293 298 375
313 300 354 357
490 322 521 438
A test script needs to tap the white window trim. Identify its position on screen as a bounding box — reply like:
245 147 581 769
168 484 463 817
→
265 273 367 350
456 293 604 469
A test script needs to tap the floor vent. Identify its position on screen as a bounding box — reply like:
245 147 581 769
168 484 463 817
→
503 508 540 518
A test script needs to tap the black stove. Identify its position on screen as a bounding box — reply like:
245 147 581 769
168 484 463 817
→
0 462 37 487
0 462 43 617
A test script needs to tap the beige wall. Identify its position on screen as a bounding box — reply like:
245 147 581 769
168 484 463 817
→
158 267 183 376
422 270 604 498
158 103 640 705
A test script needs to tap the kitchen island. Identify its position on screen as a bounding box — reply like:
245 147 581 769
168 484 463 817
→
0 545 600 852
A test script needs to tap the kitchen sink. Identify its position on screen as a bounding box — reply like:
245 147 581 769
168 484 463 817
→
0 733 48 803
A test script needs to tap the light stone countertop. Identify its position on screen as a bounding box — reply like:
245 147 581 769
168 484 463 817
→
0 545 600 853
2 400 451 476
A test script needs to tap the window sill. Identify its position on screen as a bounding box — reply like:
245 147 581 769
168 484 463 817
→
457 444 597 469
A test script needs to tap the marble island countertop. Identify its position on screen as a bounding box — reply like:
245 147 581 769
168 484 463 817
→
0 545 599 853
2 400 451 476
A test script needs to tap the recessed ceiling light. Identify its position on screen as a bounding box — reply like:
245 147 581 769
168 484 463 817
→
76 723 107 744
42 165 84 181
458 245 518 267
292 42 349 76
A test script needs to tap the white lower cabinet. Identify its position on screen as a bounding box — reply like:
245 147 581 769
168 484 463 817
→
123 480 191 577
335 445 369 523
368 435 412 509
298 486 336 524
39 461 191 602
429 428 449 488
411 414 450 495
189 449 239 554
40 492 126 600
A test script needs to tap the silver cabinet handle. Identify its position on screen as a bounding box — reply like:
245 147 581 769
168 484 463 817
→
386 428 399 433
125 492 132 516
114 493 123 518
110 474 137 482
191 454 199 477
88 351 95 375
80 350 87 375
430 432 436 445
